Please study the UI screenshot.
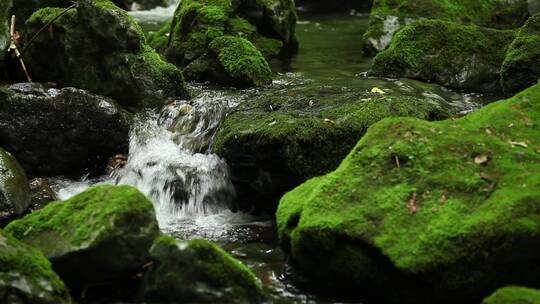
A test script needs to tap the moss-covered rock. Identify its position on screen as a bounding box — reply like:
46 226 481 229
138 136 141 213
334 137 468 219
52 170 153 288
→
141 236 265 303
9 0 71 30
150 0 297 86
0 83 132 176
0 147 30 224
5 185 160 290
184 36 272 87
370 20 515 93
215 85 454 210
501 13 540 95
0 229 70 304
363 0 529 55
22 0 188 110
0 0 11 63
277 83 540 303
483 286 540 304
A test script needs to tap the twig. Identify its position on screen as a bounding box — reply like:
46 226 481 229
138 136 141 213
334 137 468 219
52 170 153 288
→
21 4 77 54
8 15 32 82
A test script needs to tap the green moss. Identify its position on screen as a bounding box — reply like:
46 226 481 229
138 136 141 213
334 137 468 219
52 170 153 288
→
0 0 11 62
0 229 69 302
483 286 540 304
371 19 515 93
277 83 540 302
208 36 272 86
143 236 265 303
5 185 154 248
501 13 540 95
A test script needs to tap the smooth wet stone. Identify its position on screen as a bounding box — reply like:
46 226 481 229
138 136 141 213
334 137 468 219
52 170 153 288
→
0 148 30 224
140 236 265 303
0 229 71 304
0 83 132 176
5 185 160 289
277 83 540 303
22 0 188 110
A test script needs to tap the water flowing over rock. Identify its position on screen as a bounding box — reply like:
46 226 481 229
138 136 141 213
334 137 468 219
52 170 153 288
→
140 236 265 303
22 0 188 110
5 185 160 292
0 229 71 304
0 148 30 224
0 83 132 176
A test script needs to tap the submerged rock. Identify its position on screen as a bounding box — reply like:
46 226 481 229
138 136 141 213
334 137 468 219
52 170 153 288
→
363 0 529 55
0 229 71 304
483 286 540 304
501 13 540 95
150 0 297 86
4 185 160 290
141 236 265 303
0 83 132 176
370 20 515 93
185 36 272 88
22 0 188 110
0 148 30 224
277 83 540 303
215 86 453 211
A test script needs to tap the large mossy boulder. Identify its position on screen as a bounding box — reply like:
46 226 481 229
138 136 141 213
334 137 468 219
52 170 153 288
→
184 36 272 87
141 236 265 303
4 185 160 290
215 87 454 210
0 83 132 176
22 0 188 110
501 13 540 95
0 229 71 304
9 0 71 29
0 148 30 224
363 0 528 55
483 286 540 304
151 0 297 86
277 83 540 303
370 20 515 93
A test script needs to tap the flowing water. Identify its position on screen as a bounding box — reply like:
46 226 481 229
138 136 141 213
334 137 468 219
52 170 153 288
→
52 4 495 302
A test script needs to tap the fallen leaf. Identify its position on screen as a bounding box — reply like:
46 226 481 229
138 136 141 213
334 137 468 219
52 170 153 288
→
371 87 385 95
324 118 335 125
474 154 489 165
509 141 529 148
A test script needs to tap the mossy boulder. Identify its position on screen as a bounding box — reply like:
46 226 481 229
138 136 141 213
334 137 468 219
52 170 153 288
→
363 0 528 55
483 286 540 304
0 83 132 176
150 0 297 86
9 0 71 30
370 20 515 93
184 36 272 87
0 147 30 224
141 236 265 303
4 185 160 290
0 229 70 304
22 0 188 110
277 83 540 303
215 86 454 210
0 0 11 63
501 13 540 95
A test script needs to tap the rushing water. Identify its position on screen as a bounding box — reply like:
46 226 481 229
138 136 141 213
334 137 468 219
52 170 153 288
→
51 6 494 302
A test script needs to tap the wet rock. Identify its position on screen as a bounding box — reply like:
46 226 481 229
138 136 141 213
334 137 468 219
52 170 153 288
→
0 82 132 176
277 83 540 303
184 36 272 88
0 148 30 225
22 0 188 110
215 85 454 211
370 20 515 93
149 0 297 86
501 13 540 95
483 286 540 304
0 229 71 304
363 0 529 56
28 178 57 212
140 236 265 303
4 185 160 292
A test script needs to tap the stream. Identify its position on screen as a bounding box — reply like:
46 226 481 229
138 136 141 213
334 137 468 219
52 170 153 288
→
49 3 492 303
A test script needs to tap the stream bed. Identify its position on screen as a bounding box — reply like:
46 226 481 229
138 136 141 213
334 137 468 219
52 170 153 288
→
50 5 494 303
